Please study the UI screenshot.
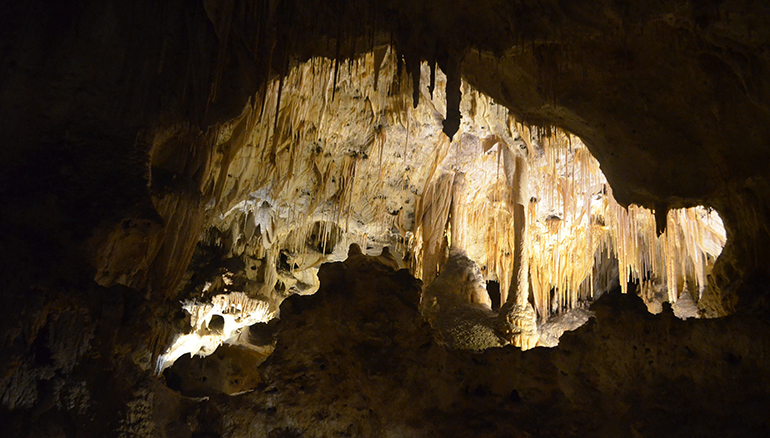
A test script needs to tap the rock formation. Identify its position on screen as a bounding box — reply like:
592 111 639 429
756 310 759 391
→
2 1 770 437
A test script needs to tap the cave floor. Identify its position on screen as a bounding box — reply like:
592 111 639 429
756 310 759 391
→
158 253 770 438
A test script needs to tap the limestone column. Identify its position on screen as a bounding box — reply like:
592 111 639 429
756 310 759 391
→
498 143 538 349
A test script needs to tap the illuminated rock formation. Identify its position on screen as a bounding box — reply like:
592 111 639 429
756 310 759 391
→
420 249 503 350
145 52 727 362
2 1 770 437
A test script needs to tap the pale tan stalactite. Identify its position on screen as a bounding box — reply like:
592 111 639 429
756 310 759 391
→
449 171 468 252
419 171 455 285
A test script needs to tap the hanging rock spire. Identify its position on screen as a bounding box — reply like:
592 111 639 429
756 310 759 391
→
429 60 436 99
441 52 462 141
655 202 669 236
410 53 421 108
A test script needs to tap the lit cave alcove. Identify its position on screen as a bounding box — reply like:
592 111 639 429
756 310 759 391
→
157 49 728 398
3 2 770 438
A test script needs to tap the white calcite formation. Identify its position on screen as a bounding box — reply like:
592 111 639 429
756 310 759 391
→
155 291 276 373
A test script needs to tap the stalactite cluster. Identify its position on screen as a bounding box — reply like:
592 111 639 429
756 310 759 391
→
158 45 727 367
415 121 725 324
410 75 726 325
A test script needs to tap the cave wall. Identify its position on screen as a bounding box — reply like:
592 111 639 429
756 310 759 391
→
0 2 271 433
189 251 770 437
3 0 770 436
4 0 770 316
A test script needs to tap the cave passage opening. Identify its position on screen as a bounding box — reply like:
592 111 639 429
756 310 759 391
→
156 46 726 385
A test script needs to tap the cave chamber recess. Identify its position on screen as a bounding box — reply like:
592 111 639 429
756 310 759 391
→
156 48 727 371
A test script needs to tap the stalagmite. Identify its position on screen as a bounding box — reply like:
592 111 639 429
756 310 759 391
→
420 249 500 351
501 142 529 306
498 141 538 350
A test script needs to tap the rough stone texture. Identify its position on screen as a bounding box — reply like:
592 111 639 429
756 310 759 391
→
420 250 503 350
206 254 770 438
421 250 493 318
536 307 594 348
164 344 269 398
3 1 770 436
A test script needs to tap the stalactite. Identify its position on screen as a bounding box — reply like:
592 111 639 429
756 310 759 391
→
656 202 669 236
441 53 462 141
163 47 732 367
205 0 236 108
429 60 436 100
450 172 468 251
156 291 276 373
419 171 455 284
410 54 421 109
271 72 284 165
372 45 386 92
332 25 342 102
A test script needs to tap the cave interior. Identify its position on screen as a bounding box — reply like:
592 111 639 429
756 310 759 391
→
2 1 770 437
